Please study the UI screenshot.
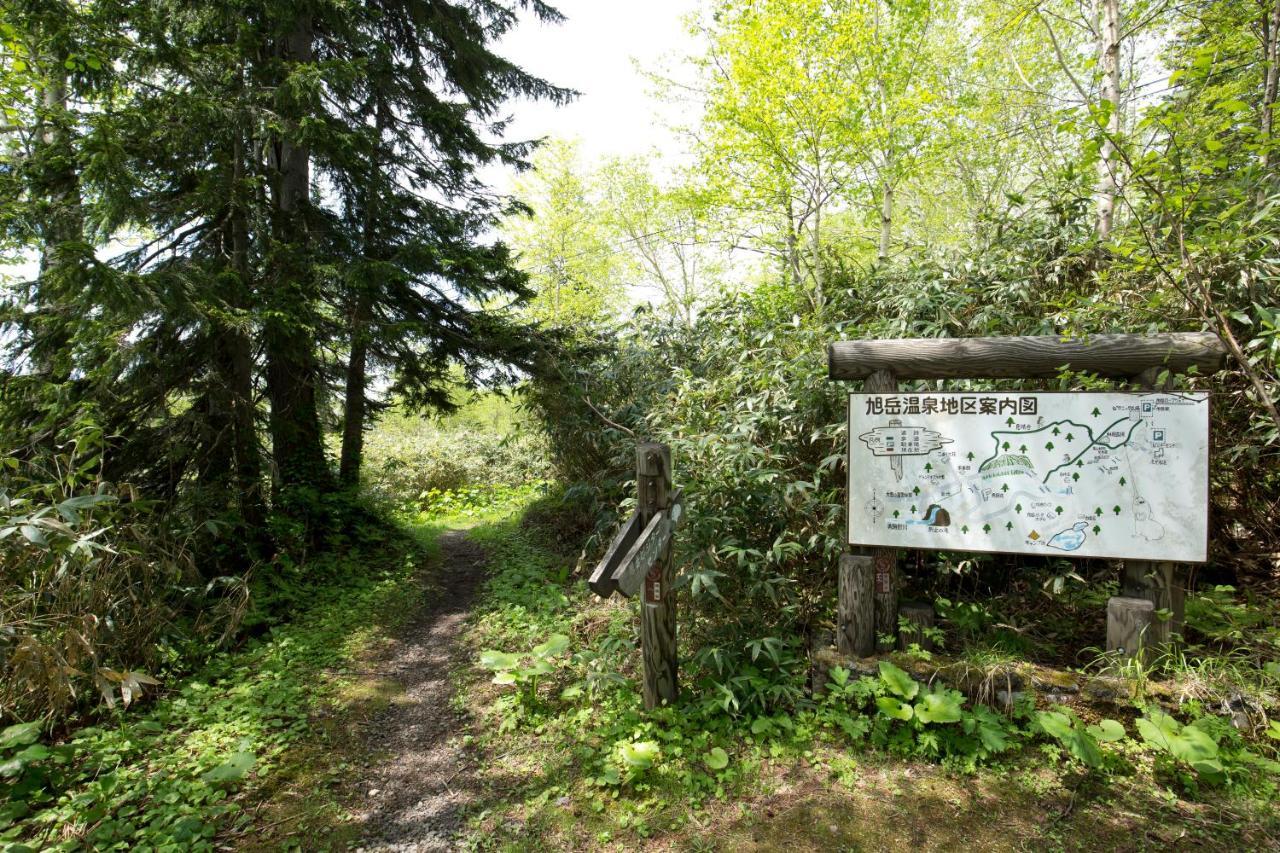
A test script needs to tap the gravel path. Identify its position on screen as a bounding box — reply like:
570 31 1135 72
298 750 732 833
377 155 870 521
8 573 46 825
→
354 530 487 852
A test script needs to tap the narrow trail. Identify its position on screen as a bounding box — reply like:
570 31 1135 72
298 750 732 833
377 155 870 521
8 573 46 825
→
353 529 487 852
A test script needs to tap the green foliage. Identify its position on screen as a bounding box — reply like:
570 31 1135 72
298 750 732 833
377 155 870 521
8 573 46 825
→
1136 709 1280 795
0 431 244 724
0 519 429 849
479 633 572 713
1034 709 1126 770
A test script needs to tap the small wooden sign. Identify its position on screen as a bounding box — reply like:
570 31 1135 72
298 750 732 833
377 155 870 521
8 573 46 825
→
613 511 671 598
588 512 642 598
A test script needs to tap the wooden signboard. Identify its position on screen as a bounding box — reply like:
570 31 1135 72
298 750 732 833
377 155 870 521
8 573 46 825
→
588 512 642 598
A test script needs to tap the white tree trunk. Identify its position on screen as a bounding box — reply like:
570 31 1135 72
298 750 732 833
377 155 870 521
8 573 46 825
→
1096 0 1121 240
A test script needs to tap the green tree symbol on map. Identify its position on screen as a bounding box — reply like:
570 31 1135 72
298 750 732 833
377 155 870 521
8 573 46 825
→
1077 460 1084 468
1072 472 1080 482
1015 503 1023 513
962 525 970 534
1119 476 1127 487
893 510 900 519
912 485 920 495
983 523 992 534
967 452 975 461
1052 427 1060 436
1066 433 1075 442
1006 417 1016 426
1093 525 1101 535
1006 521 1013 531
1002 441 1011 451
924 462 933 472
1113 505 1122 515
1094 507 1103 516
1019 444 1028 453
911 505 917 514
1092 407 1101 417
1045 441 1055 451
1055 506 1064 515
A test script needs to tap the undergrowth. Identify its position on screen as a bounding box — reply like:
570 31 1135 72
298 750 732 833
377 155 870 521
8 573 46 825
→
0 522 439 852
459 495 1280 850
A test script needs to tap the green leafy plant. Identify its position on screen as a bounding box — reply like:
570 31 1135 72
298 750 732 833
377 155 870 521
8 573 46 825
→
479 633 572 710
1034 710 1126 769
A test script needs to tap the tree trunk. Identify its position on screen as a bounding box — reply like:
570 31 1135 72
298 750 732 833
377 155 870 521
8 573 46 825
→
226 126 268 541
339 290 371 485
878 179 894 263
265 13 333 514
1259 0 1280 202
340 99 389 486
1096 0 1121 240
34 58 83 380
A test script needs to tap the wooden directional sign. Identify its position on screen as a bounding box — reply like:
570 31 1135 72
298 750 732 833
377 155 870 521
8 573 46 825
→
589 512 642 598
613 511 671 598
588 491 684 600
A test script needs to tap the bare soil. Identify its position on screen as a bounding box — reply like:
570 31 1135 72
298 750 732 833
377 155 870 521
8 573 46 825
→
352 530 487 852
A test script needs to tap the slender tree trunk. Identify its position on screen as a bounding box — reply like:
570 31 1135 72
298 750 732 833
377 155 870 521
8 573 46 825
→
339 99 389 487
1259 0 1280 203
1096 0 1121 240
34 59 82 380
878 179 894 264
265 13 333 515
227 127 268 540
810 186 824 313
785 196 801 286
338 290 371 486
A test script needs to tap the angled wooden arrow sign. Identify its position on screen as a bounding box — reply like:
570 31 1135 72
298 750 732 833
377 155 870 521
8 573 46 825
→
588 511 642 598
613 510 671 598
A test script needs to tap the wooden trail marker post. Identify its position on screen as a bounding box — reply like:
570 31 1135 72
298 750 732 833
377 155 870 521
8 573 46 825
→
827 331 1226 664
587 442 680 709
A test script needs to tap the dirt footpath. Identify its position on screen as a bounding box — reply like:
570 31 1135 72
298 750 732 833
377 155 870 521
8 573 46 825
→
353 530 487 852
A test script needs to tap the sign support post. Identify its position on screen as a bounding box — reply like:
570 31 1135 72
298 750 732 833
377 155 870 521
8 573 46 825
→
586 442 680 710
858 369 899 652
637 443 678 708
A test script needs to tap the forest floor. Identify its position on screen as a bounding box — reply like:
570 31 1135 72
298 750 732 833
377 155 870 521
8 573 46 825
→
246 501 1275 853
350 530 489 851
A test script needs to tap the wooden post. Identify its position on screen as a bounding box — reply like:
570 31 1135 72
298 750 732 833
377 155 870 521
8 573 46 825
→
637 442 677 708
1113 367 1187 653
897 602 936 653
837 554 874 657
862 368 899 651
1107 596 1155 662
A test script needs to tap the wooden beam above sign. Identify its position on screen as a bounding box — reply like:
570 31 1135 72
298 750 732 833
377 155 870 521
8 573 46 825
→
827 332 1226 381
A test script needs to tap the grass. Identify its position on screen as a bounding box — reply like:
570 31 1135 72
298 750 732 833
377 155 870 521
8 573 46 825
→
454 495 1280 851
7 487 1278 851
0 517 445 853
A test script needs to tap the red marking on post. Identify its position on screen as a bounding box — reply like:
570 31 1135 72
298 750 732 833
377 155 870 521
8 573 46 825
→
644 566 662 603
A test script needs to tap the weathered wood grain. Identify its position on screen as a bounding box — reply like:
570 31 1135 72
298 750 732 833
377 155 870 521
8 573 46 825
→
588 512 642 598
897 602 937 653
828 331 1226 380
637 443 678 708
1107 596 1155 661
837 554 875 657
861 369 900 650
611 511 670 598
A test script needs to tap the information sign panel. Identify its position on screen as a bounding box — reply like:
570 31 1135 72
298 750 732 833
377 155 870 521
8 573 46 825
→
848 392 1209 562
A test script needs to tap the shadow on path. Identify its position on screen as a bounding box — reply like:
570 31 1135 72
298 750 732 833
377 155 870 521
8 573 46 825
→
353 530 487 852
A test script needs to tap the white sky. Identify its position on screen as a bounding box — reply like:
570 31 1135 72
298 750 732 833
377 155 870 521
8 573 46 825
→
489 0 702 189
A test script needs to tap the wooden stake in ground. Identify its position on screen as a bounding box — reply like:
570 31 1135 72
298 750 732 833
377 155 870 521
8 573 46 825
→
637 443 677 708
861 369 900 650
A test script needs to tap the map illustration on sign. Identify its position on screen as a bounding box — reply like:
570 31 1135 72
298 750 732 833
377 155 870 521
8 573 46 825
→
847 392 1210 562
